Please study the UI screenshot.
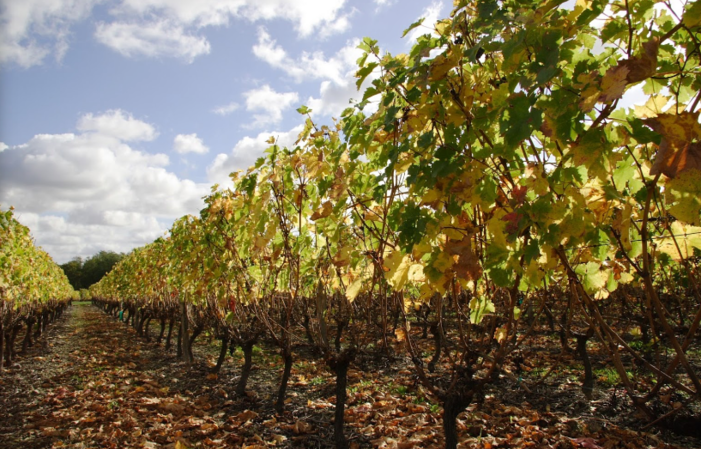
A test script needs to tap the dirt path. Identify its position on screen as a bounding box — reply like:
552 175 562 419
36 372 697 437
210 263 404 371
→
0 303 335 449
1 303 700 449
0 302 165 448
0 303 233 449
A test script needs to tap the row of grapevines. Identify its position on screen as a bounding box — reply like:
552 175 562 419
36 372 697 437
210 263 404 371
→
91 1 701 447
0 206 77 370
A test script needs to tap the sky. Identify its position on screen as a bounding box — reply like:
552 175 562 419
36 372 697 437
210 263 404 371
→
0 0 448 264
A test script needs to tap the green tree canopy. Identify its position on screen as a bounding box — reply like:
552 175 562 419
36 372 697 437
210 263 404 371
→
60 251 124 289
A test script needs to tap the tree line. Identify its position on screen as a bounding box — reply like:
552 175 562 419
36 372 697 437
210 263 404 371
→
60 251 124 290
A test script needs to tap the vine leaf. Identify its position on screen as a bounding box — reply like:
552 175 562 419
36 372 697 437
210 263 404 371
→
469 295 494 324
665 170 701 225
384 250 413 291
645 111 701 178
446 236 483 281
310 201 333 221
346 278 363 302
599 65 629 103
656 222 701 261
621 38 659 84
683 1 701 28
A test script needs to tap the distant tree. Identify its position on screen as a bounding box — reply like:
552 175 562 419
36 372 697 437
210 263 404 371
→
60 257 84 290
60 251 124 289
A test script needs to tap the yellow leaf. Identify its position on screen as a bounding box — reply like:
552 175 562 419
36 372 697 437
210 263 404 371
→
634 95 670 119
407 263 425 283
432 251 454 274
495 326 507 343
346 278 363 302
600 65 629 103
656 222 701 261
383 250 413 291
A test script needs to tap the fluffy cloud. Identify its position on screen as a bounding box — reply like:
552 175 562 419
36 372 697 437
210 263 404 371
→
173 133 209 154
77 109 158 141
94 20 211 62
0 111 208 263
0 0 96 67
253 27 360 84
98 0 350 61
212 102 240 116
252 28 377 118
243 85 299 128
1 0 352 66
207 124 303 187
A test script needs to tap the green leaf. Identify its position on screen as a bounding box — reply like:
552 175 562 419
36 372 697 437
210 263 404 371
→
575 262 607 294
356 62 378 89
469 295 495 325
683 1 701 28
402 18 425 38
501 93 542 150
296 105 311 115
613 157 636 189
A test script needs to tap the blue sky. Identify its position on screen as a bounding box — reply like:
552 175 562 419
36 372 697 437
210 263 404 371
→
0 0 447 263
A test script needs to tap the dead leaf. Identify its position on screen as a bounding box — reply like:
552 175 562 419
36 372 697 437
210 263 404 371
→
446 236 482 281
236 410 258 423
622 38 660 84
293 420 313 434
569 437 603 449
311 201 333 221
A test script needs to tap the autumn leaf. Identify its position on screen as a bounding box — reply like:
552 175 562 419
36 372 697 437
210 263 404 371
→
645 111 701 178
446 236 483 281
599 65 629 103
383 250 413 291
656 221 701 261
346 278 363 302
621 38 659 84
310 201 333 221
665 170 701 225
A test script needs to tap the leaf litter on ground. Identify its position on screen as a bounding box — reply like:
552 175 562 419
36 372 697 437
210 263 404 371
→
0 302 699 449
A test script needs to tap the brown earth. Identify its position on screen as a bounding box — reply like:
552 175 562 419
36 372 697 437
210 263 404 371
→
1 302 699 449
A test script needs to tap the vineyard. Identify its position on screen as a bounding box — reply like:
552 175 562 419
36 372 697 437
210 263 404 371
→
2 0 701 448
0 207 77 371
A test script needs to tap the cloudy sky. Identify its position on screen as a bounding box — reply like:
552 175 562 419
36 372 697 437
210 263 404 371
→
0 0 446 264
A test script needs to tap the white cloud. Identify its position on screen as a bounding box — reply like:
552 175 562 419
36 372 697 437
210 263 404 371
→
0 142 8 152
94 19 211 62
212 102 240 116
0 111 208 263
0 0 96 68
237 0 350 37
173 133 209 154
307 78 365 117
406 1 444 44
253 27 360 84
96 0 350 62
1 0 353 66
252 29 376 118
243 84 299 128
207 124 303 187
77 109 159 141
